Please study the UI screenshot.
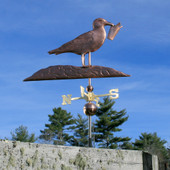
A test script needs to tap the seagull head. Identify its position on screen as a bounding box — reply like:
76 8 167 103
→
93 18 114 29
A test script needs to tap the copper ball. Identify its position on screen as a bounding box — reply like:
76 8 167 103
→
83 103 97 116
86 85 94 92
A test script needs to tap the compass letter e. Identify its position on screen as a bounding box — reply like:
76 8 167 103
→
62 94 72 105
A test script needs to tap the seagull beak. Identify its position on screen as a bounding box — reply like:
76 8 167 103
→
105 21 114 26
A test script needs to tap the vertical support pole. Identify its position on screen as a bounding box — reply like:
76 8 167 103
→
88 77 92 147
88 115 92 147
88 51 92 88
88 78 91 86
88 51 92 147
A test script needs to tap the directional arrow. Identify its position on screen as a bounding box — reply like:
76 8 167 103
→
62 86 119 107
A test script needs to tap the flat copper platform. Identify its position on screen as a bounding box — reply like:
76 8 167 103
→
24 65 130 81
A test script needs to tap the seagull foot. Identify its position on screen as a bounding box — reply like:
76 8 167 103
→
81 65 92 68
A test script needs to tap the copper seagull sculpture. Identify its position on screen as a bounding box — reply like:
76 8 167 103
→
48 18 121 66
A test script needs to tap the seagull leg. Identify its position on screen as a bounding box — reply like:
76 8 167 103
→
81 54 85 67
88 52 91 66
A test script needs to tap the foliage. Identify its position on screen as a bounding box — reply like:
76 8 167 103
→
39 99 131 148
11 125 36 142
133 132 169 162
119 141 134 150
95 97 131 148
68 114 88 147
167 147 170 164
39 107 75 145
168 146 170 158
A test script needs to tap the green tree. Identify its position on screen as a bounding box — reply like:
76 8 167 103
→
11 125 36 143
95 97 130 149
133 132 169 163
120 141 134 150
167 147 170 166
168 146 170 159
68 114 88 147
39 107 75 145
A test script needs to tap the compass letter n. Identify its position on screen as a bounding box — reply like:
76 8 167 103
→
62 95 72 105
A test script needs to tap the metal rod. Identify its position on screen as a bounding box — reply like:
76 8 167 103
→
88 115 92 147
88 53 92 147
88 78 91 86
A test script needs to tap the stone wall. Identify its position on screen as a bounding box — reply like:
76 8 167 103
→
0 140 158 170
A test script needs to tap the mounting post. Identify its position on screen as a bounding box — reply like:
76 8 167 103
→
88 114 92 147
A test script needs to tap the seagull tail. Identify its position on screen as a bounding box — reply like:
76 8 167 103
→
48 49 62 55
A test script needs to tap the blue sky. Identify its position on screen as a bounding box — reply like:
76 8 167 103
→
0 0 170 145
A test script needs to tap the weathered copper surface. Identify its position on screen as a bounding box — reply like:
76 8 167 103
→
107 23 123 40
48 18 122 66
24 65 130 81
83 103 97 116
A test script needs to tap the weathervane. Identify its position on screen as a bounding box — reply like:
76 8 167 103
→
24 18 130 147
62 86 119 107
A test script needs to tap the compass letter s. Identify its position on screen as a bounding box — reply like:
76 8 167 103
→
62 95 72 105
109 89 119 99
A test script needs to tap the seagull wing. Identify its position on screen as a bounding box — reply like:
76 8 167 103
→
58 30 94 54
